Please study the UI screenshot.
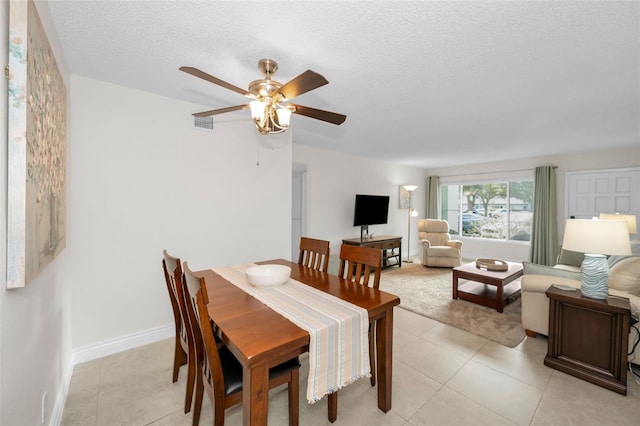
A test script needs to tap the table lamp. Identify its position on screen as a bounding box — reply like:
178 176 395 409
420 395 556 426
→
561 219 632 299
599 213 637 239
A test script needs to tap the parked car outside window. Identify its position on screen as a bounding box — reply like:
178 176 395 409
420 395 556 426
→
462 212 486 235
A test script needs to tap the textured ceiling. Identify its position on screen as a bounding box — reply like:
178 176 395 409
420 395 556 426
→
47 1 639 168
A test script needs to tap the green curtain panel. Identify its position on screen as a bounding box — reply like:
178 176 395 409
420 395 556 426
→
427 175 440 219
530 166 558 265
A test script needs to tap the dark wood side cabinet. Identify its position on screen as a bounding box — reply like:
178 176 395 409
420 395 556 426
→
342 235 402 269
544 286 630 395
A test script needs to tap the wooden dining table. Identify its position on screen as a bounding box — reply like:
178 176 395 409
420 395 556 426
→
193 259 400 426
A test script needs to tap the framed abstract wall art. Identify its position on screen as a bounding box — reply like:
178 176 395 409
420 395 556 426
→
7 0 67 288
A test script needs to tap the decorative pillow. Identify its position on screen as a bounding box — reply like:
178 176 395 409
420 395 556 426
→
608 257 640 295
553 264 581 273
522 261 581 280
557 249 585 267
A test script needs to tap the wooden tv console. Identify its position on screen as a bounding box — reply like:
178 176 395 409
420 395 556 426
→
342 235 402 269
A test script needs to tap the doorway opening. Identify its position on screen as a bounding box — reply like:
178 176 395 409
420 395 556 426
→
292 163 307 261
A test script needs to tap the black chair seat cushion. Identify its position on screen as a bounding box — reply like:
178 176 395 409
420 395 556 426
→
218 345 301 396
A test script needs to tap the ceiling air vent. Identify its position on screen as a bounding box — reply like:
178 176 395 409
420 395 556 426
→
194 116 214 130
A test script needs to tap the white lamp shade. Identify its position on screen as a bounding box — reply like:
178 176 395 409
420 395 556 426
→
598 213 637 234
276 108 292 127
562 219 632 255
250 100 266 120
403 184 418 192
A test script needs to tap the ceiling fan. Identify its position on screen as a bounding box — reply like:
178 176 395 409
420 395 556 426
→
179 59 347 135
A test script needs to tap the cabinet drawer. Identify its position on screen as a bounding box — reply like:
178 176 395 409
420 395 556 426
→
364 241 399 250
380 241 399 250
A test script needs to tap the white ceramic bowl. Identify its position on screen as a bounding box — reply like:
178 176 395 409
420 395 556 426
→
245 264 291 287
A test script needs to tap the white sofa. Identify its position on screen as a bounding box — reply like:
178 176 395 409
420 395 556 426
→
521 251 640 365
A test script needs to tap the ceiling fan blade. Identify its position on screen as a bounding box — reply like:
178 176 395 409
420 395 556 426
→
279 70 329 100
192 104 248 117
180 66 250 97
290 104 347 125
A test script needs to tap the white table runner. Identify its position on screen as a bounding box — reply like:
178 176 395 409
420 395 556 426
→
213 263 370 403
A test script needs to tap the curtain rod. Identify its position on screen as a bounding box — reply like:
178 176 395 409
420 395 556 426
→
433 166 557 179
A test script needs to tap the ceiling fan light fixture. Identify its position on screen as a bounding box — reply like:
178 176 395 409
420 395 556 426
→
276 107 292 127
250 100 266 120
250 100 288 135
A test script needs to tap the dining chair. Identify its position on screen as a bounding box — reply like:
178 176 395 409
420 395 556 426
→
182 263 301 426
298 237 330 272
338 243 382 290
324 244 384 422
162 250 196 414
338 243 382 385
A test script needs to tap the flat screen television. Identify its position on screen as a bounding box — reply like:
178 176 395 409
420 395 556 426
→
353 194 390 228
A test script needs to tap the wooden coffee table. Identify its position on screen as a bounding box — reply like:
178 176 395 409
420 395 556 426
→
452 261 523 313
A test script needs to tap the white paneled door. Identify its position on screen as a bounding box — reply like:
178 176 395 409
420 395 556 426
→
566 167 640 232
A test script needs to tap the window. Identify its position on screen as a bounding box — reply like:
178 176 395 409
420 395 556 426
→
441 179 534 241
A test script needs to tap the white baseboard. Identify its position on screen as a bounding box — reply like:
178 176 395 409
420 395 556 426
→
49 356 74 426
73 323 174 365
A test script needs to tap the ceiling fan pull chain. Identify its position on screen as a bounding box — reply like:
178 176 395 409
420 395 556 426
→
256 140 260 167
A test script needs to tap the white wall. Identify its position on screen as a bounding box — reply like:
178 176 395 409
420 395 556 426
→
292 144 429 266
1 2 72 425
66 75 292 350
2 14 292 423
427 146 640 261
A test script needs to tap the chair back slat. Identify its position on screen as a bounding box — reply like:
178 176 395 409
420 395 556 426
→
162 250 189 345
298 237 330 272
338 244 382 289
162 250 201 412
183 263 225 396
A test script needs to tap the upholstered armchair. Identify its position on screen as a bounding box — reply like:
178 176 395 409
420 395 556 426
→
418 219 463 267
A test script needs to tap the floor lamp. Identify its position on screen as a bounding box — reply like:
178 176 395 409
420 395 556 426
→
403 185 419 263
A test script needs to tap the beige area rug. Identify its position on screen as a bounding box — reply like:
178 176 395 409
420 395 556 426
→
379 262 525 347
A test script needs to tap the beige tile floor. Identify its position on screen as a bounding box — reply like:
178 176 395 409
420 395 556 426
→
62 308 640 426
